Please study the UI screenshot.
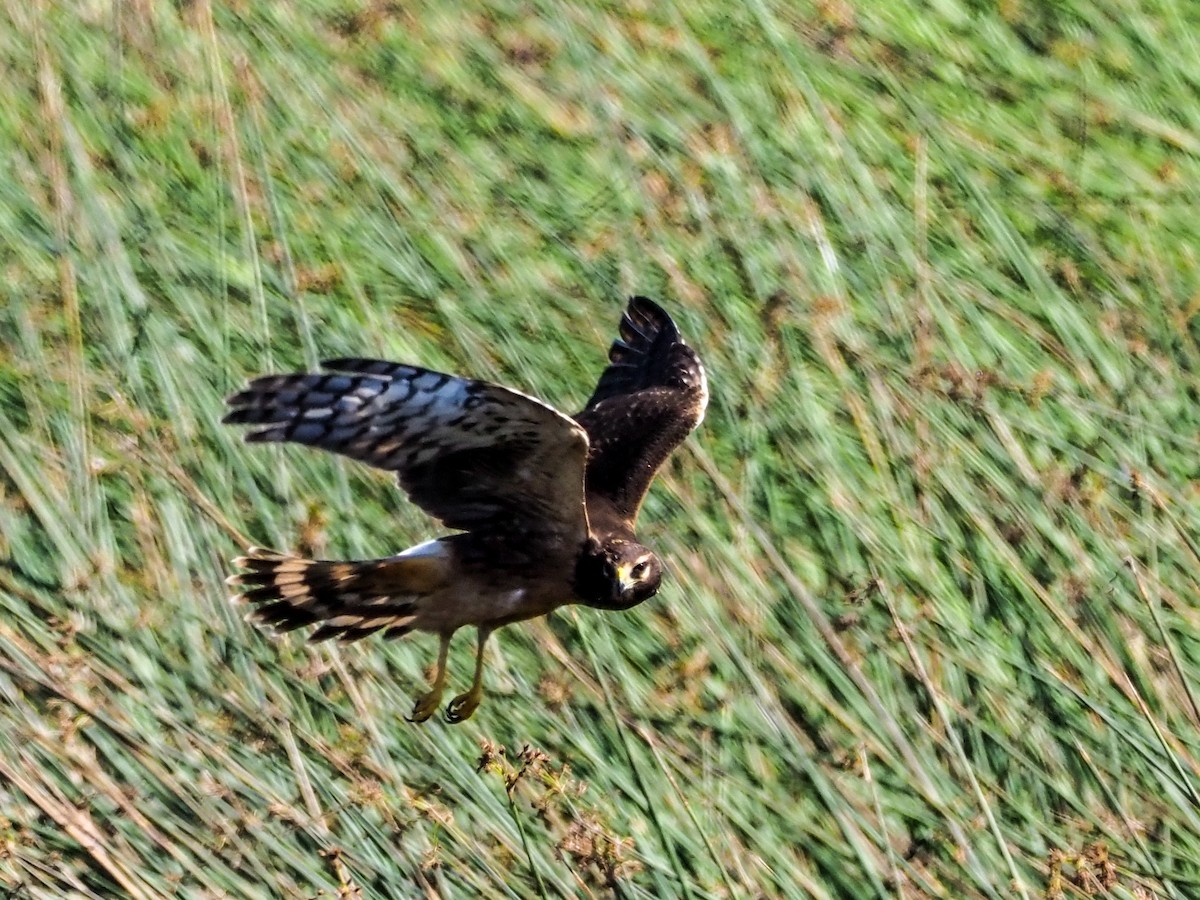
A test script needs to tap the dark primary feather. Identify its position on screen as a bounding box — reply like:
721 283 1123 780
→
583 297 684 407
223 360 590 539
575 297 707 522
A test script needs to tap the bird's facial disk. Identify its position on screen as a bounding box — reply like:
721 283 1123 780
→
577 541 662 610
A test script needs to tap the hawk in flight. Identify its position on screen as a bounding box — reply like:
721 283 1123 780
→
224 297 707 722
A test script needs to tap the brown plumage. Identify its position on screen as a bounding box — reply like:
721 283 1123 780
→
223 297 706 722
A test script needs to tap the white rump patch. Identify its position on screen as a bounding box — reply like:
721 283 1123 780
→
394 538 448 560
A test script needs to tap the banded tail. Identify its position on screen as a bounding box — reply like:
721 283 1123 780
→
227 548 446 642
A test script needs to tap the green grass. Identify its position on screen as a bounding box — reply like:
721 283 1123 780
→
2 0 1200 896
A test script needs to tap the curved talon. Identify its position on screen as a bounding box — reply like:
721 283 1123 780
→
407 689 443 723
445 626 491 724
445 686 482 723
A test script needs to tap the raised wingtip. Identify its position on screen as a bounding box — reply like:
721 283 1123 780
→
623 296 679 344
627 295 667 317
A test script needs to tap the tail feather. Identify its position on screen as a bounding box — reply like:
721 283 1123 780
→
227 547 444 642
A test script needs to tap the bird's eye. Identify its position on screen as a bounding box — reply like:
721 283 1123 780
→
632 561 648 579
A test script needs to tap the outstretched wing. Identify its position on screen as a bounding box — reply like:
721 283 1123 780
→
224 359 590 540
575 297 707 523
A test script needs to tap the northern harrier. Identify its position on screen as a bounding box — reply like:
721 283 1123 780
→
223 297 707 722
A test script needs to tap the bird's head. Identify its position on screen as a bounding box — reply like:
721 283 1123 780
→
574 538 663 611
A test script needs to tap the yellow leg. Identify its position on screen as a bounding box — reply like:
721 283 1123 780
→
445 627 492 723
407 633 451 723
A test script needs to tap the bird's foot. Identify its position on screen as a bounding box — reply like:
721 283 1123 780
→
407 687 444 723
445 684 483 724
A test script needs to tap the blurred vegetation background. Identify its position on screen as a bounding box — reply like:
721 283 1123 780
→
2 0 1200 896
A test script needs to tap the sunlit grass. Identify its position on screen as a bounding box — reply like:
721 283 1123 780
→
2 0 1200 896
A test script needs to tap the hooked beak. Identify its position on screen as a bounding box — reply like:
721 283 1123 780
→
613 563 633 600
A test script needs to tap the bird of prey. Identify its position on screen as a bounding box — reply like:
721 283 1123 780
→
223 297 707 723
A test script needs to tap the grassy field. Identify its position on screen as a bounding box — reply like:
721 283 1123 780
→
2 0 1200 896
